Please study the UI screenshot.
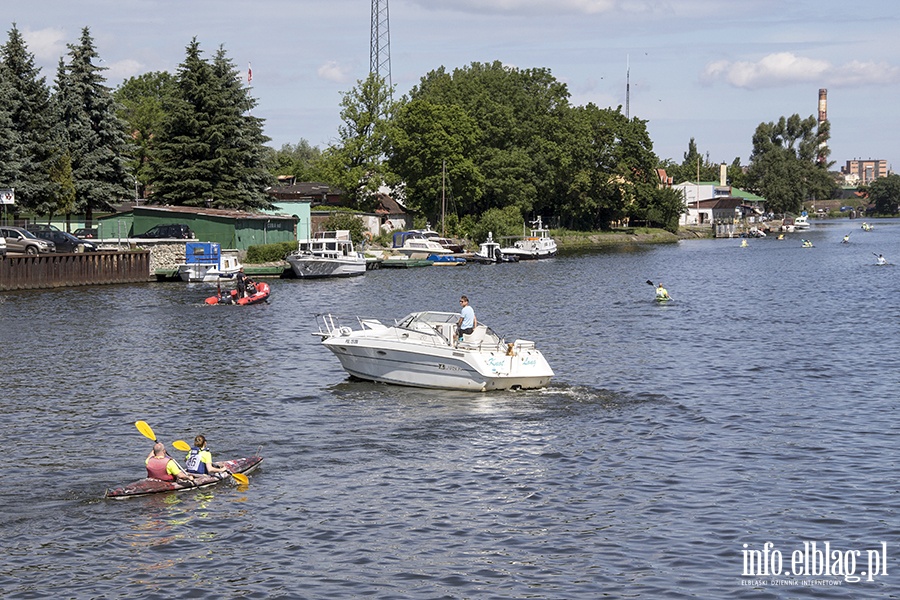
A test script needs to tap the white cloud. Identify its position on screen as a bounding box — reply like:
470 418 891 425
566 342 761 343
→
21 27 67 61
702 52 900 89
410 0 618 16
317 60 352 83
104 59 143 80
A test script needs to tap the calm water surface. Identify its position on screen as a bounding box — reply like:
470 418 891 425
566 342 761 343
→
2 219 899 599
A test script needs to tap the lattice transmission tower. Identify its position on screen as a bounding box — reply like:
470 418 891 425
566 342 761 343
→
370 0 392 90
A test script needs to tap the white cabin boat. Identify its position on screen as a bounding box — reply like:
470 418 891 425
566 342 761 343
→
286 230 367 278
314 311 554 391
471 232 519 263
500 217 558 260
177 242 242 283
392 231 451 259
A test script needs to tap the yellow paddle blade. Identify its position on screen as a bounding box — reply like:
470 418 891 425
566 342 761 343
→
135 420 156 442
172 440 191 452
230 472 250 485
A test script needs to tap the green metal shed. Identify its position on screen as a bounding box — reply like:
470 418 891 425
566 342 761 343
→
126 206 297 250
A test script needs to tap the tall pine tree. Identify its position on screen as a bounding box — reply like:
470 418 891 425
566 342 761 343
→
0 24 54 211
0 68 23 191
53 27 131 223
150 39 271 209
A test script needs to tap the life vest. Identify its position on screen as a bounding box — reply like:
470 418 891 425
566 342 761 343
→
146 456 175 481
184 447 208 474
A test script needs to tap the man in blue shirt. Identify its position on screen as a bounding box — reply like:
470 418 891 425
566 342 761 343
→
457 295 477 339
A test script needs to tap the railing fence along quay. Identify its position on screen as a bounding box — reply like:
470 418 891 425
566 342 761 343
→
0 251 152 291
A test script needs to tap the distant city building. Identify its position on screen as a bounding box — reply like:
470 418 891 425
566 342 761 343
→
841 159 890 186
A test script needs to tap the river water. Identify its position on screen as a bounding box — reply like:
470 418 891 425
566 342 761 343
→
1 219 898 599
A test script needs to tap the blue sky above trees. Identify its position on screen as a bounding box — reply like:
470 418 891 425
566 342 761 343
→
8 0 900 167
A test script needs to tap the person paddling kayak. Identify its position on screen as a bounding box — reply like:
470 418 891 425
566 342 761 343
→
655 283 671 301
184 434 228 476
146 443 195 483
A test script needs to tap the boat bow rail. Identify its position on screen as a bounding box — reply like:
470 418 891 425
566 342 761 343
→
314 311 510 351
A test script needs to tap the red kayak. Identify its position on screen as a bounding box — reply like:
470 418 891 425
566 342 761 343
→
105 455 263 499
205 281 270 305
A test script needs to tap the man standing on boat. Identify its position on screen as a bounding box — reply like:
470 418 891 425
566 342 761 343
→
235 267 250 298
457 295 477 340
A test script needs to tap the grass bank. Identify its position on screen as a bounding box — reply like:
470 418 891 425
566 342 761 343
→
553 226 712 249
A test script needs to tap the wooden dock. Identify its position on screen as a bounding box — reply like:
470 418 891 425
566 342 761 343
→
0 251 151 291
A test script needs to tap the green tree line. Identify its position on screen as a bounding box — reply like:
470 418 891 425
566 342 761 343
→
1 24 847 236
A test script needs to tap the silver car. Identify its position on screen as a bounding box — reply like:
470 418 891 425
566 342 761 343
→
0 234 6 257
0 226 56 255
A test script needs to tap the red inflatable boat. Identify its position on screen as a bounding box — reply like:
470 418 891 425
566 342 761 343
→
205 281 271 305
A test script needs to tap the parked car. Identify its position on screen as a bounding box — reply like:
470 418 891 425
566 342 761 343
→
0 226 56 254
73 227 98 239
0 234 6 258
31 229 97 253
25 223 62 233
134 224 195 239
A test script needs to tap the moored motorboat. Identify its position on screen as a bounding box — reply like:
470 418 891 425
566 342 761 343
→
500 217 557 260
392 231 451 259
427 254 466 266
105 454 263 499
177 242 242 283
418 229 465 253
471 232 519 264
285 230 367 278
313 311 554 391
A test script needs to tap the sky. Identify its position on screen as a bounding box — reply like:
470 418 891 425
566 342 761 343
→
6 0 900 171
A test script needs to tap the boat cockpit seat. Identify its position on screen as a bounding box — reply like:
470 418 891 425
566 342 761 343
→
459 324 487 348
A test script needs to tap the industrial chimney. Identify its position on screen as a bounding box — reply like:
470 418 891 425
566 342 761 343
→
818 89 827 124
817 89 828 165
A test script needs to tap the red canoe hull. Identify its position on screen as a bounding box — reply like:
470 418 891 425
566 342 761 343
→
105 455 263 499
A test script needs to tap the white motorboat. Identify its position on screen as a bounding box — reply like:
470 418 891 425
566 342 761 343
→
177 242 242 283
286 230 367 278
500 216 558 260
793 215 810 230
418 229 465 253
313 311 554 391
392 231 451 259
471 232 519 263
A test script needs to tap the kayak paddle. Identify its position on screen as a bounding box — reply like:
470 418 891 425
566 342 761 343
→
172 438 250 485
135 421 194 485
646 280 673 301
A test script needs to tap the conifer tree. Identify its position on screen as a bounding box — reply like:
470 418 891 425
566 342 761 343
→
0 24 54 210
209 47 272 209
151 39 271 210
53 27 131 223
0 70 23 191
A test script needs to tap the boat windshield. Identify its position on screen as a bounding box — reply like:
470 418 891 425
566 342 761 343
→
396 311 458 329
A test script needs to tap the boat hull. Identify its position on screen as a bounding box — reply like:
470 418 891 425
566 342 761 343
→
205 281 270 305
499 248 557 260
177 265 242 283
287 256 366 278
105 455 263 499
322 337 553 391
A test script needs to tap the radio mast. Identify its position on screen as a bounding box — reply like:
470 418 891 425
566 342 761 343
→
370 0 392 90
625 54 630 119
